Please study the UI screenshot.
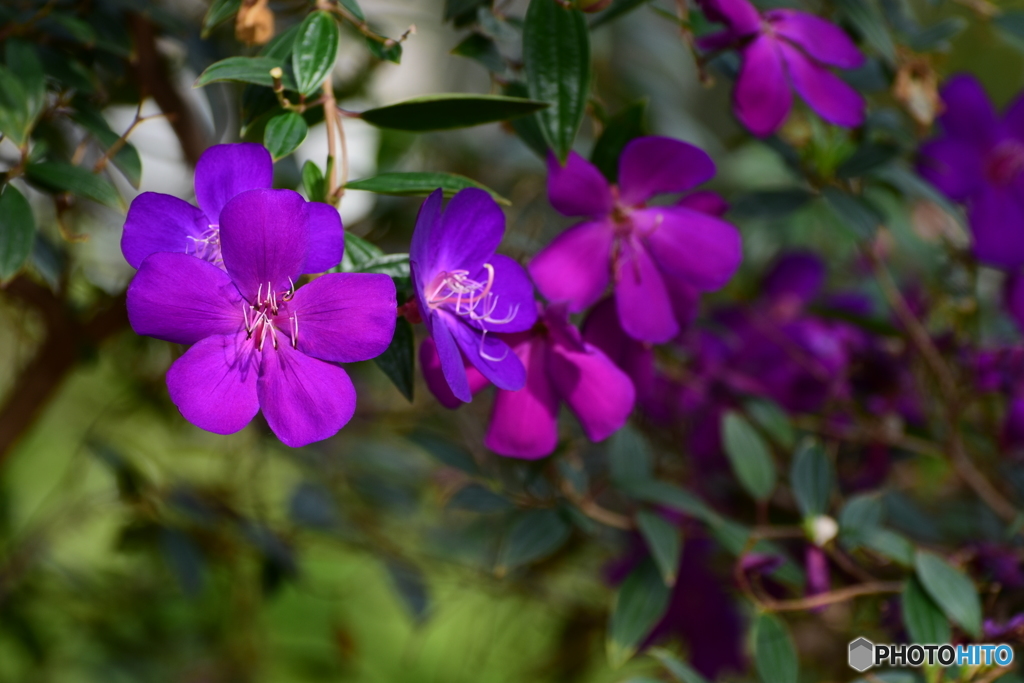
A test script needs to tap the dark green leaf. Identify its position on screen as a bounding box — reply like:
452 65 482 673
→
0 65 30 145
496 509 571 574
409 431 480 474
608 424 653 487
523 0 590 160
744 399 795 450
289 481 340 529
195 56 296 90
590 100 646 182
202 0 242 37
903 576 951 645
5 40 45 122
292 11 340 95
731 189 814 220
385 559 430 623
790 440 834 517
708 519 806 587
650 649 711 683
862 528 915 566
590 0 653 29
822 187 883 239
448 484 514 513
341 233 385 271
366 37 403 64
721 411 776 501
635 510 682 586
261 24 300 59
995 11 1024 51
346 172 510 205
452 33 505 72
914 550 982 638
607 559 671 668
836 0 896 66
359 253 410 279
264 112 308 160
41 14 97 45
908 17 967 52
504 82 549 157
444 0 488 23
0 184 35 281
302 160 326 202
837 143 901 179
838 493 884 540
754 613 798 683
619 480 717 524
72 105 143 188
359 94 548 132
25 162 122 209
160 528 205 596
373 316 413 401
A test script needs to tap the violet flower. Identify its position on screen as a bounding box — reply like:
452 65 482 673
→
122 143 342 274
697 0 865 136
919 75 1024 268
529 136 741 343
127 188 396 447
410 188 537 402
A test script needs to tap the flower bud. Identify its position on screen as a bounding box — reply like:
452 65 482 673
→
236 0 274 46
805 515 839 547
576 0 612 12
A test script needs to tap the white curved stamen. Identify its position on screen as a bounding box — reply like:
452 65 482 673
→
245 281 296 350
426 262 519 364
478 329 509 362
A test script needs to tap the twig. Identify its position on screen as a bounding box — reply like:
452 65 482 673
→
92 105 167 174
322 77 339 203
557 478 633 530
755 581 903 612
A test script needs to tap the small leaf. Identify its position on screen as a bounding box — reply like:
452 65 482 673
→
862 528 915 566
341 233 385 271
359 94 548 132
731 189 814 220
837 143 900 179
365 37 402 64
836 0 896 66
908 17 967 52
914 550 982 638
822 187 883 239
590 100 646 182
607 559 671 668
0 184 35 281
292 10 340 95
452 33 505 72
496 509 571 573
359 253 410 279
195 56 296 90
202 0 242 37
635 510 682 586
838 493 884 540
753 613 798 683
448 484 513 513
902 576 951 645
339 0 366 21
650 649 711 683
790 440 834 517
302 160 326 202
25 162 122 209
263 111 308 160
619 480 717 524
5 40 45 122
743 399 795 450
409 430 480 474
385 559 430 623
721 411 777 501
346 172 510 205
590 0 653 29
0 65 30 145
608 424 653 487
373 316 414 401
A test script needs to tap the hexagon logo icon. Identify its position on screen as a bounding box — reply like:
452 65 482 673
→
849 637 874 672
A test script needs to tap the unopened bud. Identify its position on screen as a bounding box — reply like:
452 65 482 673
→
236 0 275 46
805 515 839 547
576 0 613 12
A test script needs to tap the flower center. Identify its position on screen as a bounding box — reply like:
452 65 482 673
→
242 279 297 352
186 224 224 266
425 264 519 361
985 140 1024 186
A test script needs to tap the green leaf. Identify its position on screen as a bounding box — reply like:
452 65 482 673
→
608 424 653 487
744 399 795 451
409 430 480 474
753 613 798 683
902 576 951 645
339 0 366 21
914 550 982 638
345 172 510 205
5 40 45 123
359 253 410 279
359 94 548 132
373 316 413 402
838 493 884 540
721 411 776 501
590 0 652 29
341 233 385 271
448 484 513 513
25 162 122 209
590 100 646 182
302 160 326 203
790 440 834 517
995 11 1024 51
292 10 340 96
504 82 549 157
523 0 590 160
619 480 718 524
908 17 967 52
836 0 896 66
452 33 505 72
365 37 403 64
649 649 711 683
72 104 143 188
635 510 682 586
862 528 915 566
0 184 35 281
607 558 671 668
263 112 308 160
731 189 814 220
0 65 30 145
195 56 296 90
822 187 883 239
837 143 900 179
202 0 242 37
496 509 571 574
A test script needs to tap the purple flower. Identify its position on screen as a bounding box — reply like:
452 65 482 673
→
410 188 537 402
122 143 343 274
919 75 1024 268
127 188 396 447
697 0 865 136
529 136 742 343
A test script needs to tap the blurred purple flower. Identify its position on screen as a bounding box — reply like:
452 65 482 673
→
529 137 741 343
127 189 396 447
410 188 537 403
697 0 865 136
122 143 343 274
919 75 1024 268
984 613 1024 640
805 546 830 612
975 543 1024 589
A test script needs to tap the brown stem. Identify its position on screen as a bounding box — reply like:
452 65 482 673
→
755 581 903 612
322 78 340 204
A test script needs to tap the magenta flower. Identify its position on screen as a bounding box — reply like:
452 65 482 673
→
122 143 342 274
127 189 396 447
919 75 1024 268
697 0 865 136
529 136 742 343
410 188 537 402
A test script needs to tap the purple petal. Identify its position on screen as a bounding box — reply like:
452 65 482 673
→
639 206 743 291
484 336 559 459
548 336 635 442
410 189 444 290
1003 93 1024 142
618 137 716 206
431 188 505 276
420 337 489 409
767 10 864 69
762 250 825 305
193 143 273 225
969 187 1024 268
662 275 701 331
121 192 209 269
426 310 472 403
547 151 614 218
165 333 260 435
697 29 742 52
1006 274 1024 332
257 343 357 447
464 254 537 333
779 42 865 129
917 138 985 203
529 219 614 312
303 202 345 274
581 297 660 405
805 546 830 599
1005 397 1024 450
677 190 729 216
287 272 396 363
938 75 998 149
735 35 792 137
699 0 761 35
614 241 679 343
446 312 526 391
219 189 309 301
127 252 243 345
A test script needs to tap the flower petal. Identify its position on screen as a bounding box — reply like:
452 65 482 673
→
618 136 717 206
735 35 792 137
166 333 260 435
410 189 444 289
639 206 743 291
484 336 559 459
614 240 679 343
529 219 614 312
762 250 825 305
677 190 729 216
303 202 345 274
127 252 243 345
464 254 538 333
1006 273 1024 332
431 188 505 275
938 74 999 149
446 312 526 391
427 310 472 403
917 138 985 203
194 143 273 225
779 42 865 129
420 337 490 409
547 151 613 218
219 189 310 300
700 0 761 35
547 336 635 442
121 192 210 269
969 186 1024 269
767 9 864 69
258 343 357 447
286 272 396 363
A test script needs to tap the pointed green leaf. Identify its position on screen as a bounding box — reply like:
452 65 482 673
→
903 577 951 645
452 33 505 72
264 111 308 160
359 94 548 132
635 510 682 586
590 0 653 29
25 162 122 209
292 10 340 95
345 172 510 205
721 411 777 501
608 424 653 486
373 316 413 401
754 613 798 683
744 398 795 450
790 440 834 517
607 559 671 668
5 40 45 123
496 509 571 573
914 550 982 638
0 65 30 145
202 0 242 37
339 0 365 21
301 160 326 202
590 100 646 181
822 187 883 239
195 56 296 90
0 184 35 280
836 0 896 66
504 82 549 157
650 649 711 683
341 233 384 271
358 253 410 279
365 36 402 64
